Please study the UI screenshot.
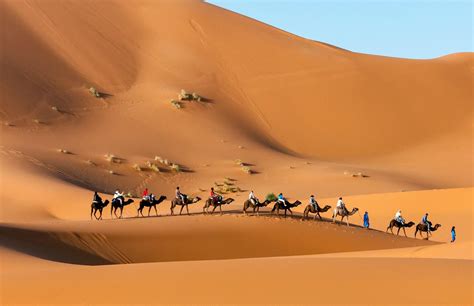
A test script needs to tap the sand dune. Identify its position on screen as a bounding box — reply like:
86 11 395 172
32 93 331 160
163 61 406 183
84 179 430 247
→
0 0 472 304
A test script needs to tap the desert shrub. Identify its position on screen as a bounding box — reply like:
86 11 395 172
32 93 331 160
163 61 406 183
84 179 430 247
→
33 119 43 124
170 100 182 109
86 160 96 166
133 164 143 171
178 89 192 101
170 163 181 172
57 148 71 154
234 159 243 166
191 92 202 102
108 170 115 175
51 106 59 112
105 153 120 163
89 87 101 98
266 193 277 202
146 161 160 172
241 166 252 174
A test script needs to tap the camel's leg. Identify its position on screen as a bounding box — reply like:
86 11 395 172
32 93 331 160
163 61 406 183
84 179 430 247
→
219 205 223 215
90 207 94 220
346 216 350 227
288 208 293 215
120 207 123 218
397 227 401 235
99 209 103 220
185 205 189 215
179 205 184 215
211 206 217 214
154 205 158 216
403 227 407 237
148 206 152 216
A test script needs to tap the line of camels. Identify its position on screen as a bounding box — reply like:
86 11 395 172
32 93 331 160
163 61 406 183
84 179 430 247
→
91 195 440 239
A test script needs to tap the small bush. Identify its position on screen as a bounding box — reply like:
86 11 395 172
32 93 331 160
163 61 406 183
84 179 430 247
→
170 163 181 172
133 164 143 171
241 166 252 174
170 100 182 109
86 160 96 166
146 161 160 172
105 153 120 163
51 106 59 112
57 148 71 154
192 92 202 102
33 119 43 124
234 159 243 166
266 193 277 202
108 170 115 175
89 87 101 98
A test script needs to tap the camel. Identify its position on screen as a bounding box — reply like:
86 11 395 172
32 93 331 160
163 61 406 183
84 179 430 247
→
332 206 359 226
137 195 167 217
302 204 332 220
203 197 235 214
415 223 441 240
386 220 415 237
90 199 109 220
243 198 275 214
170 196 201 215
110 198 134 219
271 200 302 217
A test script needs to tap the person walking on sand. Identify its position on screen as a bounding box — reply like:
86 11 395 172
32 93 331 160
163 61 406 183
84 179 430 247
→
451 226 456 243
363 211 370 229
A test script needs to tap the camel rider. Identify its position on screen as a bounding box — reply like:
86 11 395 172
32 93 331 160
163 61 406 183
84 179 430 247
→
277 193 286 206
210 187 221 204
93 191 102 204
149 193 156 203
142 188 149 201
309 195 318 210
176 186 186 204
113 190 124 205
336 197 345 210
395 209 405 225
422 213 431 234
249 190 258 206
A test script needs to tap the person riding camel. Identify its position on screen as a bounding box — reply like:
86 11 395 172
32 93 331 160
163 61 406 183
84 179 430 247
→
249 190 258 206
142 188 149 201
93 191 102 204
309 194 318 210
210 187 221 204
422 213 431 234
149 193 156 203
113 190 124 205
395 209 405 225
277 193 286 206
336 197 345 210
176 186 186 204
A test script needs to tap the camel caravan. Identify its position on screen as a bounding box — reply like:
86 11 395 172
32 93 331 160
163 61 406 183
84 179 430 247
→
90 189 440 240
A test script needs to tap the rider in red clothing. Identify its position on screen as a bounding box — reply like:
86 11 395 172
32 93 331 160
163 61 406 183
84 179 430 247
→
210 187 220 204
142 188 149 201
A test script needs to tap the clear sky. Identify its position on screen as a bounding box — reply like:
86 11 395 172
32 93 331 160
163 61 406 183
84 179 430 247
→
207 0 473 59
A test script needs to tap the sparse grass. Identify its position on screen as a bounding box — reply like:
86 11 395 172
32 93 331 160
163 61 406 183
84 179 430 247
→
89 87 101 98
125 191 134 198
51 106 59 112
105 153 120 164
146 161 160 172
266 193 277 202
234 159 243 166
57 148 71 154
178 89 203 102
344 170 369 178
86 160 96 166
170 100 182 109
170 163 181 172
33 119 43 124
241 166 252 174
133 164 143 172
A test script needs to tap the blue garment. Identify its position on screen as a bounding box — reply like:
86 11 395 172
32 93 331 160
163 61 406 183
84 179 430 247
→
363 212 370 228
451 229 456 242
422 215 428 223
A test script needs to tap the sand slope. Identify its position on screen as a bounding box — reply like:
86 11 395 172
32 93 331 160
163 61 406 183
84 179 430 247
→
0 0 473 304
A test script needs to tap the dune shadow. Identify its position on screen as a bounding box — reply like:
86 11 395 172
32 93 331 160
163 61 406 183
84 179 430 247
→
0 225 112 265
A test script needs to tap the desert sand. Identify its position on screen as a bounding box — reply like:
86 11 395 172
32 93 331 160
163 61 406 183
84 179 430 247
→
1 0 473 304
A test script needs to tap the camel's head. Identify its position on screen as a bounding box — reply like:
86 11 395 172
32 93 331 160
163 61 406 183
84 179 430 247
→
159 195 167 201
406 221 415 227
434 224 442 229
104 199 110 206
352 207 359 213
323 205 331 210
129 199 135 203
226 198 235 204
193 196 202 203
294 200 302 206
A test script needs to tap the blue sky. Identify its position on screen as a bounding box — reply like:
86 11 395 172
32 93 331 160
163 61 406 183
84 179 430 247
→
207 0 473 59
